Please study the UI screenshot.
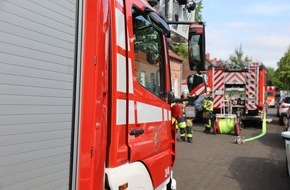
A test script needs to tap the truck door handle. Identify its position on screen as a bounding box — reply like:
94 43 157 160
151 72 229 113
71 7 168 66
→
129 128 144 136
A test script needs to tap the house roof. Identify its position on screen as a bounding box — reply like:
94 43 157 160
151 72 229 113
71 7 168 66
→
168 50 184 63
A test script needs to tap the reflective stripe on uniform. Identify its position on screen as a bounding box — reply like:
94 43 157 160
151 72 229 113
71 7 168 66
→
178 121 186 129
172 117 178 129
205 118 211 128
187 133 193 138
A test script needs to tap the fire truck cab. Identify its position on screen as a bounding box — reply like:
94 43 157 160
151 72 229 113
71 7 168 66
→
0 0 206 190
266 86 277 108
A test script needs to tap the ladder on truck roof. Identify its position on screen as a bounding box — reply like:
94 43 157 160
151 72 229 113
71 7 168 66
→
246 63 260 111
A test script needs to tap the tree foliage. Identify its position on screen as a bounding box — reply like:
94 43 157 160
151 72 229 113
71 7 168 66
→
275 46 290 91
172 43 188 59
228 44 251 67
266 67 283 89
194 0 203 22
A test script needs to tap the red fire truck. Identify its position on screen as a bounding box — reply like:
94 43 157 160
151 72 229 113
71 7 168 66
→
266 86 277 107
207 62 267 123
0 0 206 189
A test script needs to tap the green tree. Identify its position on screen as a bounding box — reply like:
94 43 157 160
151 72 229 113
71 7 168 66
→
194 0 203 22
276 46 290 91
229 44 251 67
267 67 275 85
267 67 283 89
172 42 188 59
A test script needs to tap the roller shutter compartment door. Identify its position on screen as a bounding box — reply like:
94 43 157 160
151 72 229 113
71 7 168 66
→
0 1 78 189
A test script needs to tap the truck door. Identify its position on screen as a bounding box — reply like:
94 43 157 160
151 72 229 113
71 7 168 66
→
124 0 173 187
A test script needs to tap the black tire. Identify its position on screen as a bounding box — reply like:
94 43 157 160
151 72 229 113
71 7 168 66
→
279 115 284 125
284 116 289 131
286 157 289 177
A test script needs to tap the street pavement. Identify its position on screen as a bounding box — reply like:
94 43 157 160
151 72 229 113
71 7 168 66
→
173 108 290 190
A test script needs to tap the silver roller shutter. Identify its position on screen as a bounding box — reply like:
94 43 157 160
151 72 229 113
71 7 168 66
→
0 0 78 189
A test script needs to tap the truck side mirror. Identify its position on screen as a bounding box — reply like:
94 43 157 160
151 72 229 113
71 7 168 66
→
144 7 170 35
188 22 205 71
167 91 175 104
187 73 206 95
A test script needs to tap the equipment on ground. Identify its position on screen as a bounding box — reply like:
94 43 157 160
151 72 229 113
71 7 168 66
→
213 100 241 135
234 111 267 144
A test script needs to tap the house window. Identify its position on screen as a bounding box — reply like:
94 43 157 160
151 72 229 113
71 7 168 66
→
140 72 146 86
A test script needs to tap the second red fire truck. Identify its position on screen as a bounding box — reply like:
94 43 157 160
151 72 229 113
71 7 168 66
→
266 86 277 107
207 62 267 124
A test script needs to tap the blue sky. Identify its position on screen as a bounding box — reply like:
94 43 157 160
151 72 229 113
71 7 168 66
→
202 0 290 69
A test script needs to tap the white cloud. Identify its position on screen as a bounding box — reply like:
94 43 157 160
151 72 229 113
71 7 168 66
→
205 19 290 69
202 0 290 70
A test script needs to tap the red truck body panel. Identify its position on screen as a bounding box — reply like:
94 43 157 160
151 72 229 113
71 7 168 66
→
79 0 175 189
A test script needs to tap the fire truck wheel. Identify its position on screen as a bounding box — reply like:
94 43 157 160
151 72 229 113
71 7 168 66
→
286 157 290 177
283 115 288 129
279 115 284 125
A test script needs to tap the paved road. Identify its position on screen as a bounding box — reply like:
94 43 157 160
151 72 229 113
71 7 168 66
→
173 108 290 190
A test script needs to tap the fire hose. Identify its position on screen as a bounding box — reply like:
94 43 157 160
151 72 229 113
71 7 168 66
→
234 112 267 144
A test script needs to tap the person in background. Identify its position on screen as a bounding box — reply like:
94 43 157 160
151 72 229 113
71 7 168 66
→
203 87 214 133
178 91 193 143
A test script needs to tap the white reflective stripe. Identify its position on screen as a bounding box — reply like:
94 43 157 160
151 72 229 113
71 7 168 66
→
127 28 130 51
116 99 126 125
168 110 171 121
137 102 163 123
128 58 133 94
117 53 126 92
116 0 124 6
129 100 135 124
115 8 126 50
163 109 168 121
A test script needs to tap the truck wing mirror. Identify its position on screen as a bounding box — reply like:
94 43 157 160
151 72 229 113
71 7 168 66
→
188 22 206 71
187 73 206 96
144 7 170 35
167 91 175 104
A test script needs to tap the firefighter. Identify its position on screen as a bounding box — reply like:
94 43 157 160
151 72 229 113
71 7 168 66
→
172 115 182 141
179 91 193 143
171 103 183 141
203 87 214 133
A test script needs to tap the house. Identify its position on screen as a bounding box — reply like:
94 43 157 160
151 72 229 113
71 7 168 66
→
169 50 184 98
